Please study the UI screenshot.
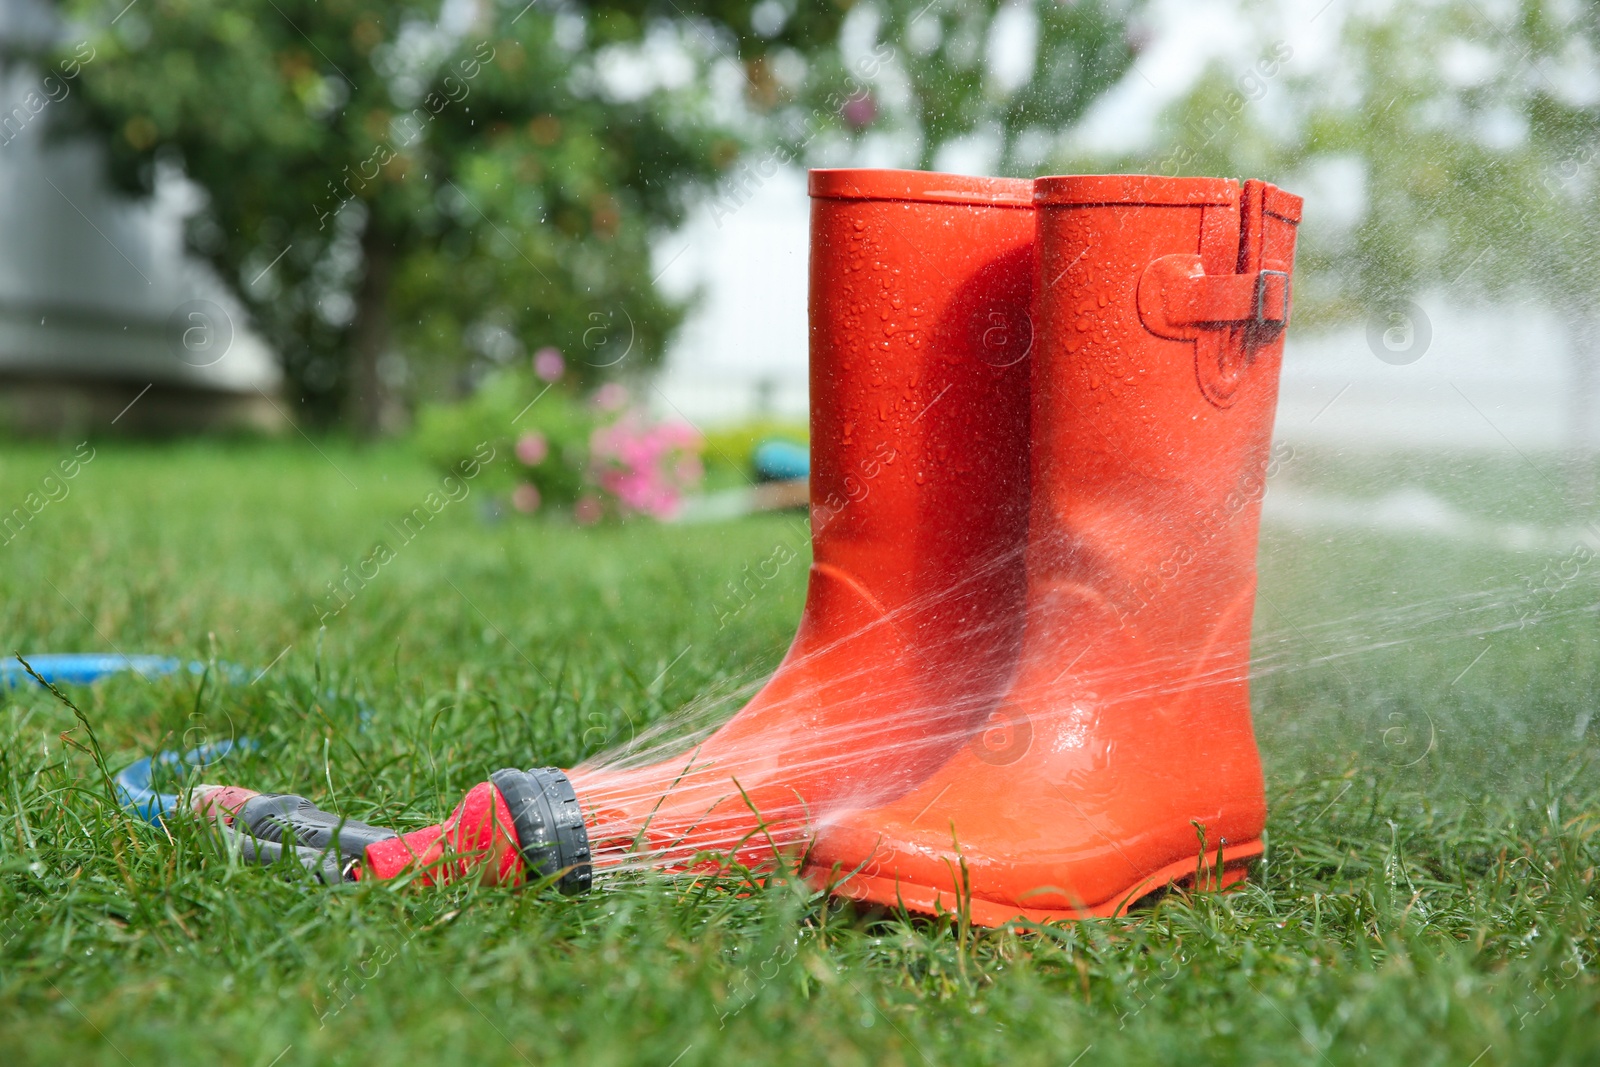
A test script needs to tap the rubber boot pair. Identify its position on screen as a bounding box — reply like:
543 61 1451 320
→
364 169 1302 925
809 173 1303 923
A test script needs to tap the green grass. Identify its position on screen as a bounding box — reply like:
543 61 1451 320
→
1 438 1597 1066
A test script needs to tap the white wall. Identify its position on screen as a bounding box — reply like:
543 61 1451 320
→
1274 297 1575 452
652 166 811 426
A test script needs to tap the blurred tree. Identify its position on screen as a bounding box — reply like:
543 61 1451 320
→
1266 5 1595 337
803 0 1143 174
1103 2 1600 499
1318 0 1600 489
1298 1 1600 502
46 0 759 430
40 0 1141 431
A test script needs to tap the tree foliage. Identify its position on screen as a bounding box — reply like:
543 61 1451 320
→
1122 1 1600 327
51 0 756 428
42 0 1142 430
831 0 1140 173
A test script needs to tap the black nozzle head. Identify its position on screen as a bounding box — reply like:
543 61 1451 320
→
490 767 593 895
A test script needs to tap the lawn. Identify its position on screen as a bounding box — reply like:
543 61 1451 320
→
0 438 1596 1066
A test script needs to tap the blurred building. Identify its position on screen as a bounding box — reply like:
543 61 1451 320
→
0 0 281 436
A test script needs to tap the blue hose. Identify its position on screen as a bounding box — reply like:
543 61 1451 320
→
3 654 193 687
8 653 368 829
2 654 248 823
2 653 249 688
115 739 243 824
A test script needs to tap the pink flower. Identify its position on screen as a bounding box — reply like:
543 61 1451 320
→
510 482 541 513
574 495 603 525
515 431 549 467
533 347 565 382
587 413 704 521
592 382 629 412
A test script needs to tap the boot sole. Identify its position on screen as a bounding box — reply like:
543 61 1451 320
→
812 837 1263 927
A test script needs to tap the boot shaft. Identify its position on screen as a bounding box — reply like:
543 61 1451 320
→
807 170 1034 635
1029 176 1302 662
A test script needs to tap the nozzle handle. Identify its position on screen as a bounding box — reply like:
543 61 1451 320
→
234 793 399 867
215 820 350 884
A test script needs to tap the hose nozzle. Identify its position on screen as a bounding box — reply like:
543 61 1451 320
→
363 767 592 893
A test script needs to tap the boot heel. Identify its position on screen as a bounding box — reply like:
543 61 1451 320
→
1106 838 1264 916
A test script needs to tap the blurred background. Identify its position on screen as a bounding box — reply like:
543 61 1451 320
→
0 0 1594 497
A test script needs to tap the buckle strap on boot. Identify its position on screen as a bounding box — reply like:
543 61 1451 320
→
1138 179 1302 407
1139 258 1290 328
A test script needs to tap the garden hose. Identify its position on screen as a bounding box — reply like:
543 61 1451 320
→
115 740 401 884
117 747 590 890
29 650 589 892
114 739 243 824
193 786 400 883
112 743 360 882
2 653 203 688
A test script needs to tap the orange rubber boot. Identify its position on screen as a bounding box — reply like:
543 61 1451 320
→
805 175 1303 925
567 169 1036 871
